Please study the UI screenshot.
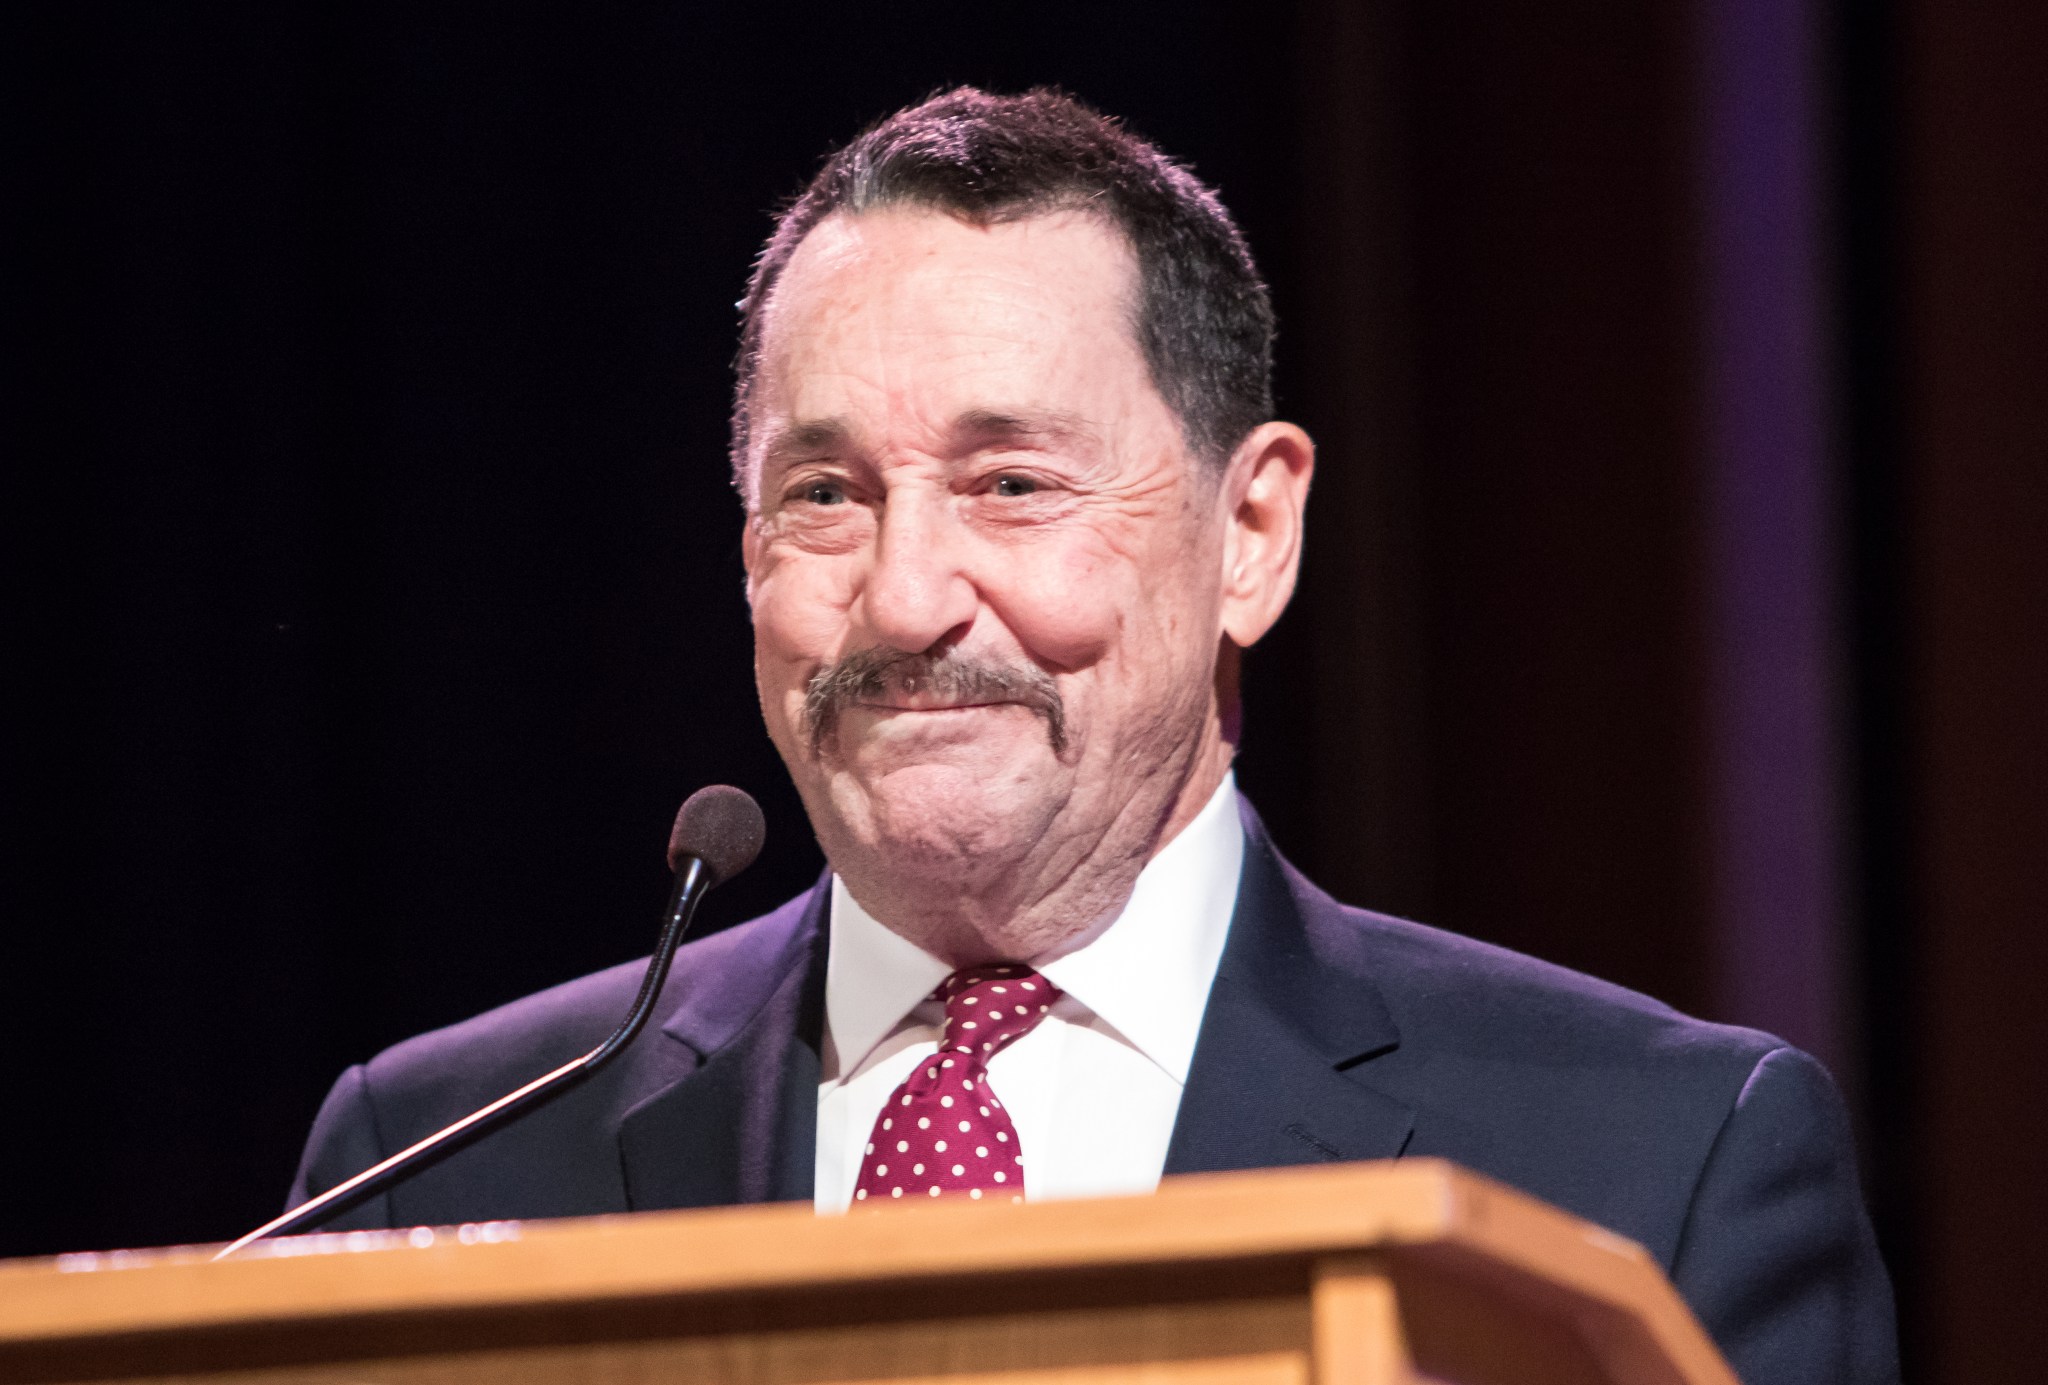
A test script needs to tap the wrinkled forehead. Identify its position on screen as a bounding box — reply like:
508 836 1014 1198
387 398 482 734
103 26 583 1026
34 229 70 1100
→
742 207 1163 499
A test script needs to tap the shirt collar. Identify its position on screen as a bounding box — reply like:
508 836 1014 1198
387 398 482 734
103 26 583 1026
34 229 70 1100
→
823 875 954 1082
824 772 1245 1086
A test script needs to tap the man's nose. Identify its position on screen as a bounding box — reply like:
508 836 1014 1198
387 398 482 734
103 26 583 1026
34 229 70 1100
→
857 494 979 653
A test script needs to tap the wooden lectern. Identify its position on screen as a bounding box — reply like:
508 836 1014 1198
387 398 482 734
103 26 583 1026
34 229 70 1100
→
0 1161 1736 1385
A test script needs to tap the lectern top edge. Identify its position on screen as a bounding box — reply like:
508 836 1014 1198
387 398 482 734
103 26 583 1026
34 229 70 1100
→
0 1161 1722 1374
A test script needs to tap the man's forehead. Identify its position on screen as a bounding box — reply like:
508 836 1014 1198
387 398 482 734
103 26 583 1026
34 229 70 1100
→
745 208 1158 486
757 208 1139 366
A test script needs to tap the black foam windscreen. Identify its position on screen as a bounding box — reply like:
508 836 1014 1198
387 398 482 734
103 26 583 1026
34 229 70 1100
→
666 785 767 886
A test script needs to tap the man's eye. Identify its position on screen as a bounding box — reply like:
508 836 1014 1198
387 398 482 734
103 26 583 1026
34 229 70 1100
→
992 475 1039 497
801 481 846 506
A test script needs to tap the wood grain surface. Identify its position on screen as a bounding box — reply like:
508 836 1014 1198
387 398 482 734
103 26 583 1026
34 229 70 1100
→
0 1161 1735 1385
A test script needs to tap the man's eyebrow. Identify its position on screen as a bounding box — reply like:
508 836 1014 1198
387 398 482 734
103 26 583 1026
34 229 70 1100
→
756 418 857 478
952 408 1097 452
756 410 1095 472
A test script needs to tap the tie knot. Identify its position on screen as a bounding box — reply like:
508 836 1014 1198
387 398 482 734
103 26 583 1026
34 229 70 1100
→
932 964 1058 1067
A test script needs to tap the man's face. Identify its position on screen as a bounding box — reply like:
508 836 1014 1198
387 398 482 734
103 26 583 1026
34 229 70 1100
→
742 208 1232 920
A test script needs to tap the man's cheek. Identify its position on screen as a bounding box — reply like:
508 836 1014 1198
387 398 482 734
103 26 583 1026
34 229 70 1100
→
1000 601 1118 673
993 553 1127 670
754 565 852 660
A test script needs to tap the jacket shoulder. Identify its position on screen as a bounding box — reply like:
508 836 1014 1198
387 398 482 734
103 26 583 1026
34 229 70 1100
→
1309 882 1898 1383
1287 859 1785 1073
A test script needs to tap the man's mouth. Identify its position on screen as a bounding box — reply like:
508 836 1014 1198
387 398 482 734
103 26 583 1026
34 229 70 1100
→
858 696 1014 713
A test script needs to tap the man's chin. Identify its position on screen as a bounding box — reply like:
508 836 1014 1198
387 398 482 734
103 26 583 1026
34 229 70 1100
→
822 759 1063 871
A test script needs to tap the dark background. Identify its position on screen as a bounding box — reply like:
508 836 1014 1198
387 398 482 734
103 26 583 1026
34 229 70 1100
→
10 3 2043 1380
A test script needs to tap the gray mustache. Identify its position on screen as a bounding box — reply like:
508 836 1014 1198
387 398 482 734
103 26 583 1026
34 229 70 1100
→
803 647 1067 754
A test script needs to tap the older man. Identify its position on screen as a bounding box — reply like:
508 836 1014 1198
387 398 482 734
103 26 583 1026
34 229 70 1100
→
291 89 1897 1382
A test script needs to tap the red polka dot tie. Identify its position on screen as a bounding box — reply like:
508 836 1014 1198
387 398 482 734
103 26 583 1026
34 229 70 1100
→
853 964 1059 1205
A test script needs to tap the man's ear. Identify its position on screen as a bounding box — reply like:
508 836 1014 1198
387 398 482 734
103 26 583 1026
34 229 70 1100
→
1218 421 1315 647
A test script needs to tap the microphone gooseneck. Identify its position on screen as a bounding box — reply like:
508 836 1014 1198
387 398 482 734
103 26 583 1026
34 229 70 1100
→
213 785 767 1260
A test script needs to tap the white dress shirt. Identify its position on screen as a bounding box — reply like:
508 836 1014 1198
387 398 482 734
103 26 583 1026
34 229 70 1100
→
814 773 1245 1213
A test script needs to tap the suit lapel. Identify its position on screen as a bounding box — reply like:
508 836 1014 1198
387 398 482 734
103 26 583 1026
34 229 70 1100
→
1164 805 1414 1174
616 880 828 1210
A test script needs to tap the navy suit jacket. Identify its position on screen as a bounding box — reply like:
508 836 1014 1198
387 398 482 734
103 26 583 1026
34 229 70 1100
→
292 803 1898 1383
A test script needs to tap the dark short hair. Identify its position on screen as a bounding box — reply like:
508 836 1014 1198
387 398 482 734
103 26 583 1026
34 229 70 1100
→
730 87 1275 484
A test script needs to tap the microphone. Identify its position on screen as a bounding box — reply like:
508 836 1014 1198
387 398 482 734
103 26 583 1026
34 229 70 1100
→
214 785 767 1260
